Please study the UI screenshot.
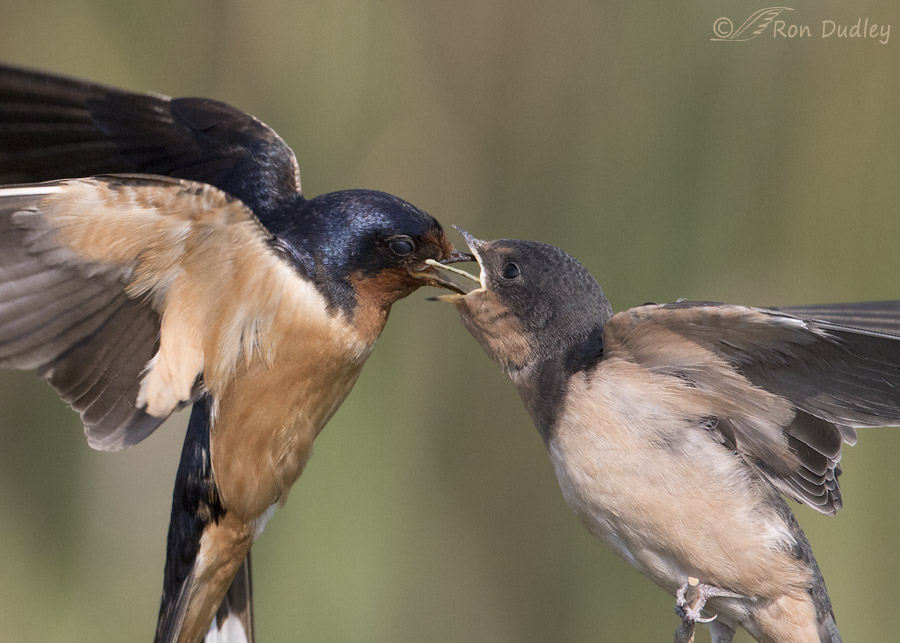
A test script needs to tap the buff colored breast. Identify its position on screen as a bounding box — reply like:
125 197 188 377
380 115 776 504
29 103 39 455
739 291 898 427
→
547 359 812 603
208 257 373 522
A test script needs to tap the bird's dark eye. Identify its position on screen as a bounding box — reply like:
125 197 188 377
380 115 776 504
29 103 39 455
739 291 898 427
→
502 262 521 279
389 237 415 256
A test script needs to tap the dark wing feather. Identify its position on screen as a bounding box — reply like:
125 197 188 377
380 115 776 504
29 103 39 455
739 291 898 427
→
0 188 164 450
605 302 900 514
1 175 278 451
772 300 900 338
0 63 302 225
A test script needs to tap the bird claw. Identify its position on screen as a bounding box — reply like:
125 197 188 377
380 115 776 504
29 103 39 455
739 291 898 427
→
675 577 743 625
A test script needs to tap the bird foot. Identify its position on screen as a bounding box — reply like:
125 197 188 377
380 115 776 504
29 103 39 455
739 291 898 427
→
673 578 743 643
675 577 743 624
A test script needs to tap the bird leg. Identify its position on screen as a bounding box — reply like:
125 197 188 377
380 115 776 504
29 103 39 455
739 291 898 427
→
673 577 743 643
708 620 737 643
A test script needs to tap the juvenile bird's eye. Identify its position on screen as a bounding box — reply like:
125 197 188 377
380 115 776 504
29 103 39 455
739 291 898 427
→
389 237 415 256
502 262 521 279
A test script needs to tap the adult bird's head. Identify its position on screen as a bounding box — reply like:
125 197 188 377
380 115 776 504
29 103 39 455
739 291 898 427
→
274 189 472 340
426 229 613 376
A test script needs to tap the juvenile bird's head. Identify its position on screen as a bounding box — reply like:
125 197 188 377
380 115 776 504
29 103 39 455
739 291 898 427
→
274 189 471 340
426 230 612 377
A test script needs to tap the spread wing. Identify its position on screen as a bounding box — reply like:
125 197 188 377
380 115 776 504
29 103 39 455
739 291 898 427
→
603 301 900 514
0 175 290 451
0 64 302 225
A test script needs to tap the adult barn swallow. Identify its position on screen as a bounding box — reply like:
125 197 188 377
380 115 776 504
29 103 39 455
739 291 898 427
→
428 231 900 643
0 64 470 642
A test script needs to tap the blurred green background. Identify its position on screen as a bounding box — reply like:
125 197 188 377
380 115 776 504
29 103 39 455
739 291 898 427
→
1 1 899 641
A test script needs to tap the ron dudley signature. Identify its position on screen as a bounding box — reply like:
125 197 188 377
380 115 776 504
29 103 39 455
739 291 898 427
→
712 8 891 44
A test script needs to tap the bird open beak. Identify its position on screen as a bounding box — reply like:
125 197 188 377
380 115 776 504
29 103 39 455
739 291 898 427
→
408 232 475 288
418 227 485 301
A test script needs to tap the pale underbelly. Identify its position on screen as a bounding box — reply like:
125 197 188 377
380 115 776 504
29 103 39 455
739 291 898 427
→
545 429 802 605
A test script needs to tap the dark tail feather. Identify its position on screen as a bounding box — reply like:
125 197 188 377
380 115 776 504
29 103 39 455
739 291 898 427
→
810 565 841 643
155 397 226 643
808 548 841 643
157 567 197 643
818 612 842 643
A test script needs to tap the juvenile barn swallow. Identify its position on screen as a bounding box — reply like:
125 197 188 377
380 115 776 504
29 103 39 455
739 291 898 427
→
429 231 900 643
0 64 470 643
